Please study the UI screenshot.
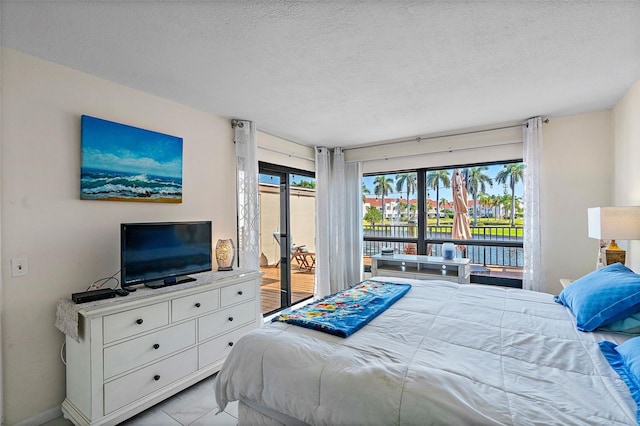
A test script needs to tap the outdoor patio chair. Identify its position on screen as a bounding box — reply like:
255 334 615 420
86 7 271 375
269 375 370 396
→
273 232 315 271
291 245 315 271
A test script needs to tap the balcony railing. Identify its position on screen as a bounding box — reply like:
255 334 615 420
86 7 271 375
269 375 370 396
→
364 223 523 270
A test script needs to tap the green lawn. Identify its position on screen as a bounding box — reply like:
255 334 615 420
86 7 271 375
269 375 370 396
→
363 218 524 238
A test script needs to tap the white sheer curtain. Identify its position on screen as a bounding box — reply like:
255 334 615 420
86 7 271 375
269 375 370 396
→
523 117 544 291
315 147 363 298
233 119 260 271
343 158 364 286
315 148 331 297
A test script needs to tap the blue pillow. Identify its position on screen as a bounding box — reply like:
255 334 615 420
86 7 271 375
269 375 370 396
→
600 312 640 334
599 337 640 423
554 263 640 331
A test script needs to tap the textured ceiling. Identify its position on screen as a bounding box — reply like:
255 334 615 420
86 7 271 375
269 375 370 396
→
2 1 639 148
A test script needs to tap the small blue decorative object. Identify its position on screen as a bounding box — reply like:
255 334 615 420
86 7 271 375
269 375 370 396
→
442 242 455 260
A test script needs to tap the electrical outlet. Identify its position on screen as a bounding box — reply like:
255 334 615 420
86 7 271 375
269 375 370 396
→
11 257 28 277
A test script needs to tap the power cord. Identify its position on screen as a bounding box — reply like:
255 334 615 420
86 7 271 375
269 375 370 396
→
85 269 121 291
60 340 66 366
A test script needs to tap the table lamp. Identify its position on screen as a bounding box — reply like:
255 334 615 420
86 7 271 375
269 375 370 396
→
588 207 640 266
215 239 235 271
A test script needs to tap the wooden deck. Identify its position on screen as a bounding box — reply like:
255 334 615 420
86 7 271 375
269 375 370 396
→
259 265 315 315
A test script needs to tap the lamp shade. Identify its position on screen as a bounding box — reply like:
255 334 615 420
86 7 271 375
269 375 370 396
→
588 207 640 240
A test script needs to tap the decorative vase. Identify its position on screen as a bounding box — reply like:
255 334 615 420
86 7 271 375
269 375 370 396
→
215 239 235 271
442 242 455 260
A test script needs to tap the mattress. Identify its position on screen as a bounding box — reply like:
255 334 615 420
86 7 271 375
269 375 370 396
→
215 277 637 425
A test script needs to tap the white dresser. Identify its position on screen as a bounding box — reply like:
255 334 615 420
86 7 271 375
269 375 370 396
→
61 270 262 426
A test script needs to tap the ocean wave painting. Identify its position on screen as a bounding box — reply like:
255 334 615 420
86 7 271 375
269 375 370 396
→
80 115 183 202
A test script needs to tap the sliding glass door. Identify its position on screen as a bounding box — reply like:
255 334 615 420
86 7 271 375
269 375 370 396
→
259 163 315 315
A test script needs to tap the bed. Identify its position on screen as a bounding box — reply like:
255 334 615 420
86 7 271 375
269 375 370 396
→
214 274 640 425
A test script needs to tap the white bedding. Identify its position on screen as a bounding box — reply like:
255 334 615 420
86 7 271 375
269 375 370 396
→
214 277 637 425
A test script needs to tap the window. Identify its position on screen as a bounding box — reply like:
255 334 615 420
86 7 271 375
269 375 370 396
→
363 161 524 287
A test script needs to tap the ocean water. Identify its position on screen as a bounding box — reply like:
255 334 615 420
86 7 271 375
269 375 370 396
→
81 167 182 201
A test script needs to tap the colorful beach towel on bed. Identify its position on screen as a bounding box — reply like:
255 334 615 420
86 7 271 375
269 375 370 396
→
273 279 411 337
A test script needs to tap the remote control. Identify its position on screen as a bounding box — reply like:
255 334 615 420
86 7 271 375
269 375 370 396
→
115 289 130 296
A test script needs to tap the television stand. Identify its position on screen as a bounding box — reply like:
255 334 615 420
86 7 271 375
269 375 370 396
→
371 254 470 284
145 276 197 289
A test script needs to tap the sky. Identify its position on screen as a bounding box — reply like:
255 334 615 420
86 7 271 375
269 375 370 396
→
258 163 524 204
81 115 183 178
363 164 524 202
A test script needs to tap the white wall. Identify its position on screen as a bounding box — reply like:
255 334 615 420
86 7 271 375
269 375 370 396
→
540 111 614 294
257 131 315 172
0 48 238 424
612 79 640 271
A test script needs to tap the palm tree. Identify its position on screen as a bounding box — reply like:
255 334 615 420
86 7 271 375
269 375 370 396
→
439 197 448 214
490 194 505 219
292 179 316 189
395 173 417 221
373 175 393 225
467 167 493 226
499 194 512 220
362 182 370 203
426 170 451 226
495 163 525 226
478 193 492 218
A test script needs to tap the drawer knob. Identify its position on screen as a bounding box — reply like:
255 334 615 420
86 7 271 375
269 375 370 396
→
228 342 234 347
195 302 201 308
153 344 160 350
228 316 234 322
136 319 144 325
237 290 243 295
153 375 160 381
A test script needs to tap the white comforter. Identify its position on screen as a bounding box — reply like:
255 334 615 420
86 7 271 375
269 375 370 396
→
214 277 637 425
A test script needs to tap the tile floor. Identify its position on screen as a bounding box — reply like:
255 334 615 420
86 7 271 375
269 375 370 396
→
43 374 239 426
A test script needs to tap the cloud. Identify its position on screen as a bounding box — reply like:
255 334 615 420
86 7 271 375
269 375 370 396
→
82 148 182 178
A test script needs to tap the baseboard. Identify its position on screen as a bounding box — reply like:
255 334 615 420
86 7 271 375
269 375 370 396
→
14 405 62 426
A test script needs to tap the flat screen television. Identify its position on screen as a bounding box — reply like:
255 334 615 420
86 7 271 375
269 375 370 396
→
121 221 212 289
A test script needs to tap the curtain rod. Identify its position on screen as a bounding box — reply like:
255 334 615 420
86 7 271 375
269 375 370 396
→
231 119 246 128
347 118 549 151
258 145 315 162
357 141 524 163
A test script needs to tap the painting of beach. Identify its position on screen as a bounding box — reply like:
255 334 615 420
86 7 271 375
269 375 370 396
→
80 115 183 203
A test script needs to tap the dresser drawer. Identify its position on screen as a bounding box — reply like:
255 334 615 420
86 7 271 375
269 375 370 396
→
220 280 256 307
172 288 220 322
198 323 256 369
104 348 197 415
198 300 256 341
104 320 196 380
103 302 169 344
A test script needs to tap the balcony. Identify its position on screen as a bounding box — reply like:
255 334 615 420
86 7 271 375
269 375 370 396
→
364 223 523 282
